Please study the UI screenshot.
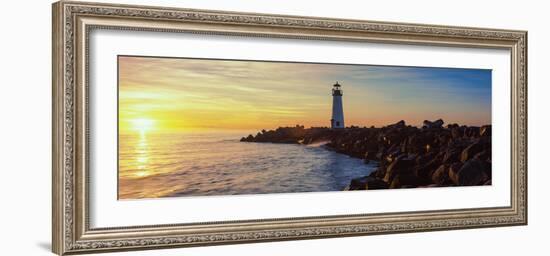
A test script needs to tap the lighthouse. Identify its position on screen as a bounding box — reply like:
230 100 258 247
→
331 82 345 129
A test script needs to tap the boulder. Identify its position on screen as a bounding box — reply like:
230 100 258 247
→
415 152 434 166
423 119 444 129
447 123 459 129
383 155 415 183
413 155 441 182
364 151 378 161
389 173 421 189
375 151 385 161
368 167 387 180
400 185 416 189
480 125 492 137
348 176 389 190
431 164 450 185
388 120 406 129
484 160 492 179
451 126 465 139
463 126 481 138
460 141 484 162
443 149 461 163
348 176 368 190
455 158 490 186
474 150 491 162
448 162 464 185
365 178 389 190
419 184 441 188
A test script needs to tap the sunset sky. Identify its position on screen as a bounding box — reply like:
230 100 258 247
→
118 56 491 134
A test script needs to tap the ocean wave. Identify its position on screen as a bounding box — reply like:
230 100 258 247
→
118 133 376 199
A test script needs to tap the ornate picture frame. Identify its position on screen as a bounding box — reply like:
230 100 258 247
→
52 1 527 255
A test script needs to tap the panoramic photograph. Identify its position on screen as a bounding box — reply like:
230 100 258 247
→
117 56 492 200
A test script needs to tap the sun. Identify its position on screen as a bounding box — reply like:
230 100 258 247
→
131 118 156 133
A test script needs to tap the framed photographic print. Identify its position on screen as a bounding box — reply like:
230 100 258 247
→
52 1 527 255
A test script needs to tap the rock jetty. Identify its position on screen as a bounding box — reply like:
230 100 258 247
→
240 120 492 190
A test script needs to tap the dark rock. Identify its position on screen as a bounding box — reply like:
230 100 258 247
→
464 126 481 138
455 158 490 186
443 149 461 163
480 125 492 137
388 120 406 129
448 162 464 185
474 150 491 162
348 176 388 190
460 141 484 162
415 152 434 166
447 123 459 129
413 152 443 183
365 178 389 190
368 167 386 180
432 164 450 185
451 127 464 139
375 151 385 161
389 173 421 189
485 161 492 179
423 119 444 129
364 151 378 161
348 176 368 190
383 155 415 183
400 185 416 189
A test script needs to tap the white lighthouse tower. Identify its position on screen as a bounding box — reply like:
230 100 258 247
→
331 82 345 129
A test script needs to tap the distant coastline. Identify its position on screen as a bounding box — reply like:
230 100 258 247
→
241 119 492 190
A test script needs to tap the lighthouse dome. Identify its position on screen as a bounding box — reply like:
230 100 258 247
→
332 81 343 96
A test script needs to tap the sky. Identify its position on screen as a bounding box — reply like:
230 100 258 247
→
118 56 491 133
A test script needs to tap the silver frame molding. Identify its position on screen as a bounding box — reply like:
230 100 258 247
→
52 1 527 255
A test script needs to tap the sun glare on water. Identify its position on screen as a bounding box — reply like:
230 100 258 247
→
127 118 156 178
131 118 156 134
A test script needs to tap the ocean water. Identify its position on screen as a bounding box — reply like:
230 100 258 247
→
119 131 377 199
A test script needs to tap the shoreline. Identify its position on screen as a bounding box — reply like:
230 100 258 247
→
241 119 492 190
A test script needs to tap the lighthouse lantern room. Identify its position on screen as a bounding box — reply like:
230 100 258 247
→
331 82 345 129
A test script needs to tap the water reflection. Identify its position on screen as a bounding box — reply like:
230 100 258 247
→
134 133 150 178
